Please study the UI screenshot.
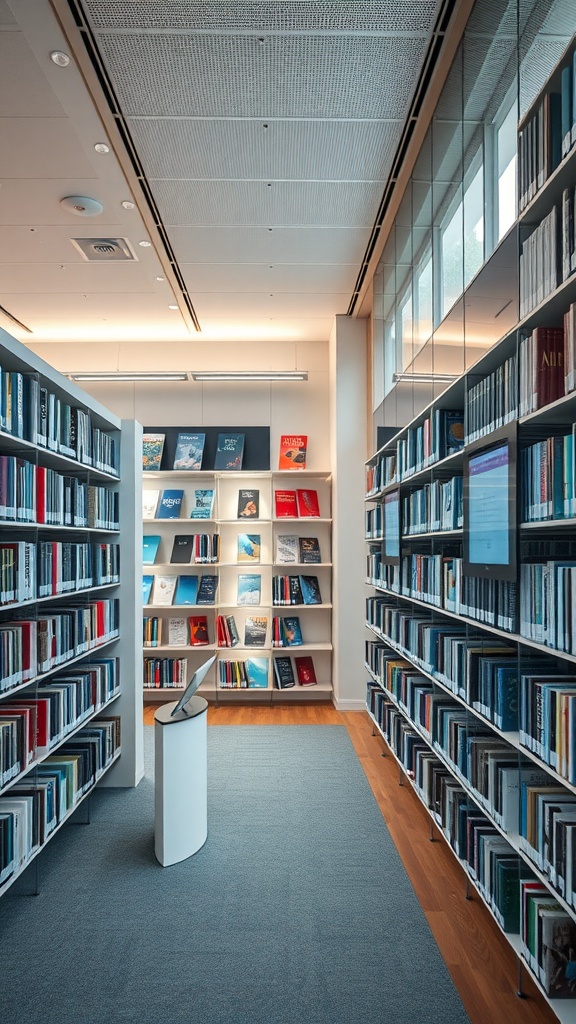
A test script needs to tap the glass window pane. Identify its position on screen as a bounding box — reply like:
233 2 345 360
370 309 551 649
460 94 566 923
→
441 197 463 318
497 102 517 239
463 163 484 287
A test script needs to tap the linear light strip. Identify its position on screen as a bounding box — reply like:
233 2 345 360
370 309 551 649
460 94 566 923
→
67 371 308 383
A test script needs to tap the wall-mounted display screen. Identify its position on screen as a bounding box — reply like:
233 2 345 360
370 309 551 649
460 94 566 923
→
463 426 517 581
383 489 401 564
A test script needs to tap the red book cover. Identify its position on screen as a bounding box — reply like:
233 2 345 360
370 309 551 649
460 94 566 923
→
274 489 298 518
534 326 565 409
294 655 317 686
278 434 307 470
16 696 50 749
296 488 320 517
35 465 47 524
189 615 210 645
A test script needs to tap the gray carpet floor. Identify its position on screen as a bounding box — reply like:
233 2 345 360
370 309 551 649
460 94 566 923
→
0 725 470 1024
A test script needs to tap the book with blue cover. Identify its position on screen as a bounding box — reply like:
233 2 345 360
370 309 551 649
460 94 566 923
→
214 433 245 471
157 489 184 519
237 573 261 605
237 534 260 562
174 574 199 605
299 574 322 605
143 535 161 565
189 488 215 520
142 574 154 604
245 656 269 688
197 574 218 605
283 615 303 646
173 432 205 471
142 433 165 471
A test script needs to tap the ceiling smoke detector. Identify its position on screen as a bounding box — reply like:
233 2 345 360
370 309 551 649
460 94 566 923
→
69 237 137 262
60 196 103 217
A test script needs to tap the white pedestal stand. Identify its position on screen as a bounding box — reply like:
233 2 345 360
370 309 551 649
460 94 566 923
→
154 695 208 866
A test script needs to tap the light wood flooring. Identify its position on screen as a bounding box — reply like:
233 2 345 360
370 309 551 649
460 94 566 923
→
143 701 556 1024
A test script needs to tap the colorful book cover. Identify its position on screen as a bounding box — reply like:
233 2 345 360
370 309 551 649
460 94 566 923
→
157 489 184 519
283 616 303 646
298 537 321 563
237 573 261 605
142 535 161 565
225 615 240 647
296 488 320 517
237 489 260 518
151 574 177 605
275 535 298 563
168 617 188 646
299 574 322 605
170 534 195 563
442 411 465 456
142 433 165 472
244 615 268 647
214 432 245 471
294 655 317 686
278 434 307 470
196 574 218 604
246 656 269 688
173 432 205 471
274 490 298 518
237 534 261 562
273 656 295 689
174 574 199 605
190 489 215 520
189 615 210 645
142 490 159 520
142 574 154 604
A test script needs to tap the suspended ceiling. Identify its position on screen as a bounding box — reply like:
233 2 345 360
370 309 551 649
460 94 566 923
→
0 0 467 350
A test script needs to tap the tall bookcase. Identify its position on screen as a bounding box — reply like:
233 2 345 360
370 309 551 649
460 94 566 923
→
0 325 141 896
365 38 576 1021
142 461 333 702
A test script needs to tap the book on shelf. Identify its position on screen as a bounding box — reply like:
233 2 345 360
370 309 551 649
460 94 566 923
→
278 434 307 470
237 534 261 562
237 488 259 518
174 574 199 605
443 412 465 456
173 432 205 471
142 574 154 604
157 489 184 519
170 534 194 564
143 535 161 565
196 574 218 605
151 574 177 606
274 490 298 518
142 490 159 520
189 488 215 520
216 613 240 647
214 432 245 471
244 615 268 646
168 617 188 646
189 615 210 645
296 488 320 517
294 655 317 686
299 574 322 605
275 534 299 563
142 432 165 472
299 537 321 563
245 656 269 688
273 656 295 689
281 615 303 646
237 573 261 605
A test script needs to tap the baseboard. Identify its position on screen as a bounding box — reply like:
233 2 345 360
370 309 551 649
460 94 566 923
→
331 697 367 712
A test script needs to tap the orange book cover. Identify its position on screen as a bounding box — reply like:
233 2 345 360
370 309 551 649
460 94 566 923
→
278 434 307 470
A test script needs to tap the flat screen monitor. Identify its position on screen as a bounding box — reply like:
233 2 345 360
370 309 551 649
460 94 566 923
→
170 655 216 716
382 488 401 565
463 426 517 581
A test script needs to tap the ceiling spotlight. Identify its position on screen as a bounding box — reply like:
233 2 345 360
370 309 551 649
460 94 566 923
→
168 304 178 310
60 195 103 217
121 200 135 210
156 276 165 282
50 51 70 67
94 143 109 154
138 240 152 247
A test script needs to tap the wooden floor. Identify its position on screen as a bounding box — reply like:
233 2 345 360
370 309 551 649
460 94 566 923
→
143 701 556 1024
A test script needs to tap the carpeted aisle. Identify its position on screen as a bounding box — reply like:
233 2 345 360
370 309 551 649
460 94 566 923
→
0 726 470 1024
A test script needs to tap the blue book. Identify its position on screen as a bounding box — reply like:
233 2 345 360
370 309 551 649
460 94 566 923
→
572 50 576 147
493 665 519 731
237 534 261 562
214 433 245 471
562 63 573 156
197 574 218 605
174 574 199 605
173 432 205 471
283 616 303 646
189 488 215 520
143 535 161 565
157 489 184 519
299 574 322 605
246 657 269 688
142 574 154 604
237 573 261 605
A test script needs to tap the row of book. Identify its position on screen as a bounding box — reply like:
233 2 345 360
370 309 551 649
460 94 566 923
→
402 476 463 535
272 574 322 606
142 573 217 607
365 450 397 496
144 532 322 567
0 659 118 789
395 409 464 480
143 615 210 648
273 654 317 689
0 540 120 606
520 429 576 521
518 90 562 211
218 657 268 688
143 657 188 689
142 486 323 521
0 369 117 474
143 431 308 473
465 351 518 443
0 718 121 889
0 598 120 693
519 206 559 318
0 454 119 529
519 559 576 652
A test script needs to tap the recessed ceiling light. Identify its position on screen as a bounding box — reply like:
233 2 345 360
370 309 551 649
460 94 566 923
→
138 240 152 247
168 304 178 310
60 195 103 217
50 51 70 67
94 143 109 154
121 200 135 210
156 276 165 282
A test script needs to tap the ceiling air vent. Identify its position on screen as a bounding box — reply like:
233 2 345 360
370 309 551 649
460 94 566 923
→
70 237 137 262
